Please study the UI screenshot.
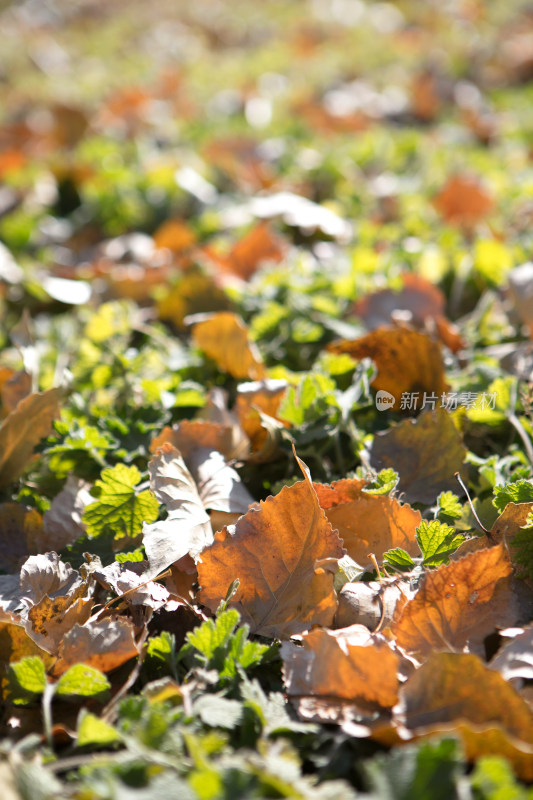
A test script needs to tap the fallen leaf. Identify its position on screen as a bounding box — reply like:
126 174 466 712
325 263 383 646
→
282 626 399 708
453 502 533 559
53 617 139 676
38 477 93 553
142 443 213 577
19 552 82 608
186 446 254 527
0 369 31 416
188 311 266 380
314 479 422 565
370 408 467 504
0 611 52 698
0 388 64 488
328 327 448 411
197 453 345 638
235 379 288 454
0 504 43 573
395 651 533 780
352 274 465 353
203 222 285 282
334 580 415 631
432 174 494 229
151 420 235 461
27 594 93 653
390 544 514 658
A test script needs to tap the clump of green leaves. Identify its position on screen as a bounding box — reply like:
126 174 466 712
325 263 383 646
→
493 479 533 512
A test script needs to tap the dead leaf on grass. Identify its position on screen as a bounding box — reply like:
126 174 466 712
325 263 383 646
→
53 617 139 676
197 452 345 638
0 387 64 488
390 544 514 657
370 408 467 504
188 311 266 380
328 327 448 411
0 368 31 416
203 222 285 282
395 651 533 780
490 626 533 682
314 479 421 566
282 626 399 708
432 174 494 229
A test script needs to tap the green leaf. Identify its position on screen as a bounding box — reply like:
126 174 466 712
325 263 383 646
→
383 548 415 572
82 463 159 539
416 520 465 567
8 656 47 702
363 468 399 496
334 554 366 590
470 755 533 800
365 737 466 800
510 512 533 580
77 710 121 747
56 664 110 698
493 479 533 512
185 608 241 662
436 492 463 522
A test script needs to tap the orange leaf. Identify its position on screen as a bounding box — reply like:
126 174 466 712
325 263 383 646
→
327 327 448 411
151 421 235 460
0 611 52 698
432 174 494 229
204 222 285 282
188 311 266 380
153 219 197 254
370 408 467 504
391 544 514 657
314 479 421 565
396 651 533 780
0 387 64 488
282 626 399 708
197 453 345 638
53 618 139 676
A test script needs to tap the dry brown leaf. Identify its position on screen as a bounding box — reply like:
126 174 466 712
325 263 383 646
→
390 544 514 658
188 311 266 380
0 387 63 488
38 476 92 553
19 552 82 608
453 502 533 563
53 617 139 676
282 626 399 709
395 651 533 780
235 379 288 454
432 174 494 229
0 368 31 416
143 443 213 577
203 222 285 282
151 420 234 461
0 504 43 573
27 594 93 653
314 479 421 566
327 327 448 411
197 453 345 638
370 408 467 504
0 610 52 698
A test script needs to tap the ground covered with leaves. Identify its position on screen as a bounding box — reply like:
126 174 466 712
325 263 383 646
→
2 0 533 797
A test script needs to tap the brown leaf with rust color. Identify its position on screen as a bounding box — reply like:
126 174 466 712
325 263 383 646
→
0 368 31 416
197 453 345 638
235 379 288 454
432 174 494 229
151 420 234 460
53 617 139 676
328 327 448 411
27 594 93 653
396 651 533 780
453 502 533 562
203 222 285 282
314 479 421 566
188 311 266 380
282 626 399 709
0 611 52 698
391 544 514 657
0 504 43 573
370 408 467 504
0 387 63 488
